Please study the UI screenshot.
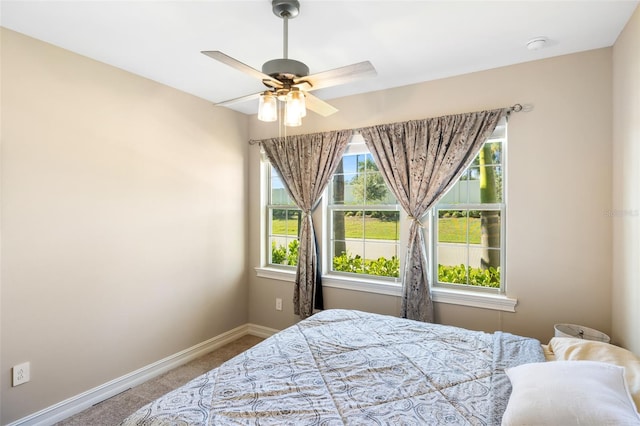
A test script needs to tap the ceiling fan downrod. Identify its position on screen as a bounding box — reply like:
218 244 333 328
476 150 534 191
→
273 1 297 59
262 0 309 81
272 0 299 59
283 10 290 59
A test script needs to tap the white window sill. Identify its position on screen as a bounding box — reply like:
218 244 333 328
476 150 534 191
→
254 267 517 312
255 266 297 282
431 288 517 312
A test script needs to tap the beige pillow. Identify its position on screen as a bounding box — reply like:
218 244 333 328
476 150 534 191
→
548 337 640 411
503 361 640 425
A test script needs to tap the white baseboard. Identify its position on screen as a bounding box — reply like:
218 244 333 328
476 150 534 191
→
7 323 279 426
247 323 279 338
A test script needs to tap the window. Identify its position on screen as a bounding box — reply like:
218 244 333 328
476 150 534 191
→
267 166 300 267
264 137 400 279
327 137 400 279
430 122 506 292
260 121 512 309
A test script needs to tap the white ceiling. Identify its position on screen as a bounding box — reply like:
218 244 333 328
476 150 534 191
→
2 0 637 115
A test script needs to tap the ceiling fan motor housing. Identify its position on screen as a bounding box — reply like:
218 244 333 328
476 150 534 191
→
262 58 309 80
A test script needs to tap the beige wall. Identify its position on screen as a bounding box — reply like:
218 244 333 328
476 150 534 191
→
612 5 640 354
0 28 249 424
248 48 614 344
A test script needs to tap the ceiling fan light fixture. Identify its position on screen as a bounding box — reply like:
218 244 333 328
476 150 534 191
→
203 0 376 125
284 98 303 127
258 92 278 122
287 89 306 118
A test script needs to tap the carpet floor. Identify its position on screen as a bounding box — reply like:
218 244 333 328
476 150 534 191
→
55 334 264 426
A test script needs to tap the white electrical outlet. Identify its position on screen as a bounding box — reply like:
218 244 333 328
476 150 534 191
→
13 362 30 387
275 298 283 311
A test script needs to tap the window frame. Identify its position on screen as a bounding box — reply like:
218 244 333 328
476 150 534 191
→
429 203 506 294
428 123 509 296
264 153 301 270
256 126 517 312
325 137 402 281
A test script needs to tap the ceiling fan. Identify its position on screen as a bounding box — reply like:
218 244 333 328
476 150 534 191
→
202 0 377 127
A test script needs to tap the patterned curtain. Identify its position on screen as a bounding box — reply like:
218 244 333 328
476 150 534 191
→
359 109 507 322
261 130 352 319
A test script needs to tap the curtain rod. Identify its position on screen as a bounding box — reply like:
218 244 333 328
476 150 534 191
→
249 103 527 145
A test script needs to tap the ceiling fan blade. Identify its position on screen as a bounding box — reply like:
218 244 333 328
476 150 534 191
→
294 61 376 91
215 91 262 107
201 51 283 89
304 92 338 117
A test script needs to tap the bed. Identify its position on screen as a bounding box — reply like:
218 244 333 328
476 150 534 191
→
121 309 640 425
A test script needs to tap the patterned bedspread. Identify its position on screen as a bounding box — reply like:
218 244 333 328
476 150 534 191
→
121 309 544 425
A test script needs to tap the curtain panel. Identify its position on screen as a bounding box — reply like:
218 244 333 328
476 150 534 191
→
359 109 507 322
260 130 352 319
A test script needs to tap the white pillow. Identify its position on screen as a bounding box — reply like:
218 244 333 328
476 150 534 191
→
548 337 640 411
502 361 640 426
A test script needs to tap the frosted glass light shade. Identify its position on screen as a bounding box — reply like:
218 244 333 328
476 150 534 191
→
284 105 302 126
284 90 305 127
287 90 306 118
258 92 277 122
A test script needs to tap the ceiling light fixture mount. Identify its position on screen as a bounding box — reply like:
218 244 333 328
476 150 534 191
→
272 0 300 19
